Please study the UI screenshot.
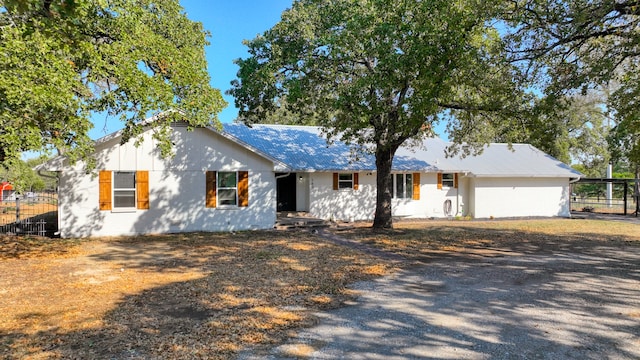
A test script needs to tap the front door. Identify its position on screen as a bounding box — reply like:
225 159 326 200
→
276 173 297 212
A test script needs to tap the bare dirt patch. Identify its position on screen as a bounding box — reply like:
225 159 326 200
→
2 219 637 359
0 231 391 359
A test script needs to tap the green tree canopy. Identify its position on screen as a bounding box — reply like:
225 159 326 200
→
0 158 46 192
0 0 225 166
230 0 527 228
504 0 639 170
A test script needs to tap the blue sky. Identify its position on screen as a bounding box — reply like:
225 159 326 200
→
90 0 294 139
89 0 448 140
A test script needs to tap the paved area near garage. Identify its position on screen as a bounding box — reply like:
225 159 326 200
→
240 241 640 359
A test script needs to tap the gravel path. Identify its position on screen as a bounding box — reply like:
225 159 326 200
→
240 242 640 359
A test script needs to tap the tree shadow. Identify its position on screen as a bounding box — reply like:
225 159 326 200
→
264 229 640 359
0 231 386 359
2 224 639 359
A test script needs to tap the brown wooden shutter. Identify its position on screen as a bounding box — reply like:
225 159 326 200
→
437 173 443 190
206 171 217 208
136 171 149 209
333 173 339 190
99 170 112 210
412 173 420 200
454 173 459 189
238 171 249 207
353 173 359 190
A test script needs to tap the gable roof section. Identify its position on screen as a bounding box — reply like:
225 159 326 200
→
223 123 582 178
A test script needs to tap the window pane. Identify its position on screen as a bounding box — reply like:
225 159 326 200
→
114 172 135 189
442 173 454 187
338 181 352 189
406 174 413 199
218 172 237 188
218 189 237 205
396 174 404 198
114 190 136 208
338 173 353 189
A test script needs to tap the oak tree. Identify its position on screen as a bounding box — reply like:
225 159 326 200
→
230 0 525 228
504 0 639 171
0 0 225 167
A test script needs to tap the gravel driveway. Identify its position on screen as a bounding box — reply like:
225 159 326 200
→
240 242 640 359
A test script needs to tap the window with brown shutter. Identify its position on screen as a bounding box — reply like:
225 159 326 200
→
438 173 458 189
391 173 416 199
100 170 149 211
206 171 249 208
99 170 112 210
333 173 355 190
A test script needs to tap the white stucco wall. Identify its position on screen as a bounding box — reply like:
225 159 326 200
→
469 177 571 219
58 126 276 238
306 172 467 221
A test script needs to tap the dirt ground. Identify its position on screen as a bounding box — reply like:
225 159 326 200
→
0 232 390 359
1 219 638 359
242 219 640 359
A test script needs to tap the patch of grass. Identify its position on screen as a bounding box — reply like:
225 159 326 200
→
340 219 640 260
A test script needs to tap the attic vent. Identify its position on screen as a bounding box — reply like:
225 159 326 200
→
170 122 189 127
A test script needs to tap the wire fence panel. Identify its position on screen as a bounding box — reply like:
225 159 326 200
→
571 180 638 216
0 192 58 236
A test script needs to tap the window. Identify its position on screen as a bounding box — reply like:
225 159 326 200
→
338 173 353 189
437 173 458 189
205 171 249 208
392 173 413 199
332 173 359 190
99 170 149 211
442 173 455 187
113 172 136 208
217 171 237 206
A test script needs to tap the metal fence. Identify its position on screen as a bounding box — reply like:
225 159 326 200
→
0 192 58 236
570 179 638 216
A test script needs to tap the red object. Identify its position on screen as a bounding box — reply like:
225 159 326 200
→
0 182 13 201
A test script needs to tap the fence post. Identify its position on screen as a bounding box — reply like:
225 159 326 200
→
15 196 20 223
624 182 628 216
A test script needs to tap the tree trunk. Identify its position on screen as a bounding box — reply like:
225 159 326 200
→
372 146 396 229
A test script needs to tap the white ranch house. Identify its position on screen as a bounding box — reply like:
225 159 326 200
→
41 121 581 238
